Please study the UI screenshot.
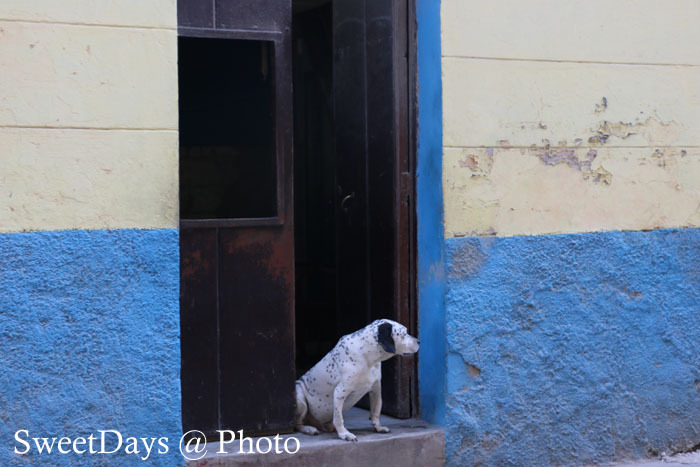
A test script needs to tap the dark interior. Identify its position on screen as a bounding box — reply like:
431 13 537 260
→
179 37 277 219
292 1 338 376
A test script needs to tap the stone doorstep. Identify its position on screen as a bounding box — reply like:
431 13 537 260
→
187 407 446 467
603 449 700 466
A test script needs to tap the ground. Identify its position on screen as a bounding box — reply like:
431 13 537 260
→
609 449 700 466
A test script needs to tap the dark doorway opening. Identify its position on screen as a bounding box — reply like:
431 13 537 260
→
292 1 337 377
292 0 417 419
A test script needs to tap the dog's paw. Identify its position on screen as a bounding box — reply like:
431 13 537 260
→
374 425 390 433
338 431 357 442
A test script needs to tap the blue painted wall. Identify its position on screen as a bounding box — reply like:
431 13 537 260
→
444 228 700 465
0 229 182 466
416 0 447 427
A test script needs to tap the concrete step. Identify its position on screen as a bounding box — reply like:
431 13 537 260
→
187 408 445 467
604 449 700 466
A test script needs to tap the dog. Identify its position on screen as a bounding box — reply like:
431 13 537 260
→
294 319 420 442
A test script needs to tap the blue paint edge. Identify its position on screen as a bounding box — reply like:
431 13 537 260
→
416 0 447 425
0 228 182 466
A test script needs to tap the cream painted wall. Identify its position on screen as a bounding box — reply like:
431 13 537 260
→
0 0 178 233
442 0 700 237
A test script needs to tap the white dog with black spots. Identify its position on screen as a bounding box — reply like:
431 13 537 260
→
294 319 420 442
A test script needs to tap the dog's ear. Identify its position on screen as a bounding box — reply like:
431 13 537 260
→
377 322 396 354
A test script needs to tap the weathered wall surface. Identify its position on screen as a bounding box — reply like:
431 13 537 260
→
445 230 700 465
0 2 181 465
442 0 700 238
440 0 700 464
0 1 178 233
0 230 180 466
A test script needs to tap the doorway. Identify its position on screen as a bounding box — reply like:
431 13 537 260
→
178 0 416 436
292 0 417 418
292 1 417 419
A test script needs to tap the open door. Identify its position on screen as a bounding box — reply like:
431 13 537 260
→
178 0 295 436
292 0 415 419
333 0 416 418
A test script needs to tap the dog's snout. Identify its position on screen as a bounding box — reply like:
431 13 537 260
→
416 339 420 345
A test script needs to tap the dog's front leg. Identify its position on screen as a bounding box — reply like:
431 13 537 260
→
333 383 357 442
369 380 390 433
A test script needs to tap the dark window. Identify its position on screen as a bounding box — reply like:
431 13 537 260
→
179 37 277 219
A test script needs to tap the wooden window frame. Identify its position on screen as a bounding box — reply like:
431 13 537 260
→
178 27 287 229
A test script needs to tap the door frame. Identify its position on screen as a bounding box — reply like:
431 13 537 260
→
177 0 420 432
393 0 419 417
404 0 419 417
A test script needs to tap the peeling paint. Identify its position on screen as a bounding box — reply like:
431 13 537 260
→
457 149 493 177
467 363 481 379
585 168 612 185
458 154 479 170
594 96 608 113
649 147 689 168
589 117 682 147
447 237 493 279
538 147 578 168
482 105 686 186
443 95 699 237
535 146 612 184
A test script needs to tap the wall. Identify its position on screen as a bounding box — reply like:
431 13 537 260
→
0 1 182 465
440 0 700 464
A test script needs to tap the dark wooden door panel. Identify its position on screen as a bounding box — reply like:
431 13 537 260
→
333 0 371 336
178 0 290 31
177 1 214 28
219 227 296 434
178 0 295 436
215 0 290 31
333 0 415 418
180 228 219 434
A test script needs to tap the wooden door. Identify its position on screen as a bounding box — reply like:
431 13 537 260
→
333 0 416 418
178 0 295 436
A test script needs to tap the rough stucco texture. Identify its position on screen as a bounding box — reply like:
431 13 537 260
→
444 228 700 466
0 229 181 466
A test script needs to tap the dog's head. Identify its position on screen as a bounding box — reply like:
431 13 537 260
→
375 319 419 356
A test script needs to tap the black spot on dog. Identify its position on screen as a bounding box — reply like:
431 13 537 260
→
377 322 396 354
